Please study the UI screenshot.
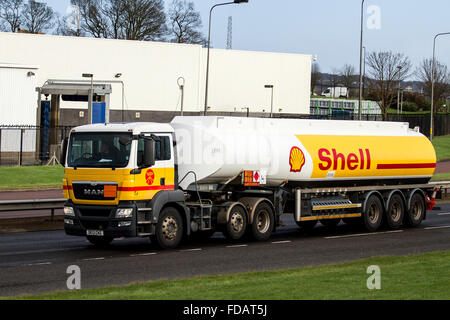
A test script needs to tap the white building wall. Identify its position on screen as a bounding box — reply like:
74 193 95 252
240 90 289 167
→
0 32 311 118
0 64 38 125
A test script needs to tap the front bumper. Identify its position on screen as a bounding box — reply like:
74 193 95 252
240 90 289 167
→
64 200 137 238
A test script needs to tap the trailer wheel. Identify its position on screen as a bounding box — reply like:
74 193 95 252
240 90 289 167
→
86 236 113 247
295 220 318 231
363 195 383 232
404 192 425 227
223 205 247 241
154 207 184 249
250 202 274 241
386 194 405 229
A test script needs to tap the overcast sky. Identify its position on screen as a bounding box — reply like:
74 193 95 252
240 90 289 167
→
44 0 450 80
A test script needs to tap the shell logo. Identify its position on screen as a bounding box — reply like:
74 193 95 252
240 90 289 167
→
289 146 305 173
145 169 155 185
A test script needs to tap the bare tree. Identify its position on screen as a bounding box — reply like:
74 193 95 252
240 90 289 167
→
21 0 55 33
340 64 356 94
310 63 321 95
66 0 166 41
0 0 23 32
366 51 412 119
416 58 450 113
168 0 205 45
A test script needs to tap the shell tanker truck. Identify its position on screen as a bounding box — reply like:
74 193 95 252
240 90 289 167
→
61 116 443 249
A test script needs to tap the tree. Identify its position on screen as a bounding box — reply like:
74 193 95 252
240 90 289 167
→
366 51 412 120
0 0 23 32
66 0 167 41
416 58 450 113
168 0 205 45
340 64 356 96
310 63 321 95
21 0 55 33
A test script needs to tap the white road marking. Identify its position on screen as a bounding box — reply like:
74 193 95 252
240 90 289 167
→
130 252 157 257
424 225 450 230
437 212 450 216
271 240 292 244
226 244 248 248
180 248 202 252
325 230 403 239
82 257 105 261
27 262 52 266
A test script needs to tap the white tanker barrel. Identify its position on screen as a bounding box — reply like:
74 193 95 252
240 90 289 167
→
171 116 436 190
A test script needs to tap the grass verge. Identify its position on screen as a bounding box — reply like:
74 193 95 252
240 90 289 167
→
7 251 450 300
431 172 450 181
433 135 450 162
0 165 64 190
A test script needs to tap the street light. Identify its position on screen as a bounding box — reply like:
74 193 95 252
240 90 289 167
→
177 77 185 116
430 32 450 141
264 85 274 118
204 0 249 116
82 73 94 123
358 0 365 121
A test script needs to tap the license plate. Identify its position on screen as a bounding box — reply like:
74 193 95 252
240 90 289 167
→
86 230 104 236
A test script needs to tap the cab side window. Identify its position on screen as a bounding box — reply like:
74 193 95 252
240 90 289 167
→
137 135 171 166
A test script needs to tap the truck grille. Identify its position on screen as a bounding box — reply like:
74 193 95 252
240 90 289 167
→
79 208 112 217
73 183 117 200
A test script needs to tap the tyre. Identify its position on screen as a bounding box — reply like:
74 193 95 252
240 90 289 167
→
295 220 318 231
386 194 405 229
249 202 274 241
154 207 184 249
320 218 341 228
223 205 247 241
363 195 383 232
404 192 425 227
86 235 113 247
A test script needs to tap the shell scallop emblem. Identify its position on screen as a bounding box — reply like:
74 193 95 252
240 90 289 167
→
289 146 305 173
145 169 155 185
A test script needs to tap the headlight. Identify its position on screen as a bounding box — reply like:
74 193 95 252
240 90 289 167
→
64 206 75 216
115 208 133 218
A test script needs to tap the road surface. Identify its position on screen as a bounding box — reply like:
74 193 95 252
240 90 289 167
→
0 203 449 297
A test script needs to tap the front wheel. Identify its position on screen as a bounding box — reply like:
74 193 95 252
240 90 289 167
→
154 207 184 249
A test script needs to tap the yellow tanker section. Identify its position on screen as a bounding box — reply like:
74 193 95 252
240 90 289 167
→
296 135 436 179
62 167 175 205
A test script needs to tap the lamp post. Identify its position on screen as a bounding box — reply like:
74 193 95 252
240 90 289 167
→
264 85 274 118
204 0 249 116
358 0 365 121
177 77 185 116
82 73 94 123
430 32 450 141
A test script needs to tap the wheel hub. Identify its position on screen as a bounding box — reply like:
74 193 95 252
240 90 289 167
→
162 216 178 240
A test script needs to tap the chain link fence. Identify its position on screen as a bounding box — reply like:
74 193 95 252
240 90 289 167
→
0 126 72 166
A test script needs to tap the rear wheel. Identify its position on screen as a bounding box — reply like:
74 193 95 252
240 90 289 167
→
154 207 184 249
86 236 113 247
223 205 247 241
363 195 383 232
404 193 425 227
249 202 274 241
386 194 405 229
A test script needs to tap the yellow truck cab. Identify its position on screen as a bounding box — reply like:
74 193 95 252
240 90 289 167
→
62 122 188 248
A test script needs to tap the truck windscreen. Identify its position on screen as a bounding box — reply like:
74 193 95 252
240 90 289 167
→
67 132 132 168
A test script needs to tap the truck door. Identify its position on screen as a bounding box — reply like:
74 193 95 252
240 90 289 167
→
136 134 175 199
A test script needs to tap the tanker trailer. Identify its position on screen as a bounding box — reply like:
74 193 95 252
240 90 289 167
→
62 116 442 249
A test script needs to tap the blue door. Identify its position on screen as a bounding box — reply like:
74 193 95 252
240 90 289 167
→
92 102 106 123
